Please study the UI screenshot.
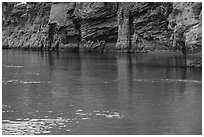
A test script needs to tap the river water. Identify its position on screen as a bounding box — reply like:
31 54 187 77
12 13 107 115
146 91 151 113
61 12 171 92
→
2 50 202 135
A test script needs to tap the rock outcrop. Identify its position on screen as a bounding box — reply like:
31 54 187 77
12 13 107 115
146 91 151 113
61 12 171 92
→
2 2 202 67
2 2 52 50
116 3 131 51
168 2 202 67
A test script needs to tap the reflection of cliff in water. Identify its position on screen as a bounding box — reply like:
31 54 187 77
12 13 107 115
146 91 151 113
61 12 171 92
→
131 53 186 67
2 50 202 134
115 53 201 134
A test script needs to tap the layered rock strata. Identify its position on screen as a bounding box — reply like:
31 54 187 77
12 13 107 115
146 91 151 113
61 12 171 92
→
2 2 202 67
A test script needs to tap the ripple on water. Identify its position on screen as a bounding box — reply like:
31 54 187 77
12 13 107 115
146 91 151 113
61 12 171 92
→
27 72 40 76
2 80 52 85
42 131 51 134
76 113 87 116
2 104 11 110
3 65 23 68
2 109 123 135
74 109 124 120
93 110 123 119
160 79 202 83
133 78 202 84
81 118 90 120
76 109 83 112
2 118 69 135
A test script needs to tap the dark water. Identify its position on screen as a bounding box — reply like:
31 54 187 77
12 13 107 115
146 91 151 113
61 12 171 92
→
2 50 202 135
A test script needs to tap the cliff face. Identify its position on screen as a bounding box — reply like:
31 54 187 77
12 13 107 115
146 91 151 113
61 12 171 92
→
169 2 202 51
48 2 119 51
116 2 173 51
2 2 52 49
2 2 202 66
168 2 202 67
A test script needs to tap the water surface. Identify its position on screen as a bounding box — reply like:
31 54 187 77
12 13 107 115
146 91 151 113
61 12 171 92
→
2 50 202 135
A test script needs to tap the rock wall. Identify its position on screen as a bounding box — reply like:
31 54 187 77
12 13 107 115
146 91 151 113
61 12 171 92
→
2 2 202 66
116 3 131 51
168 2 202 67
2 2 52 50
168 2 202 50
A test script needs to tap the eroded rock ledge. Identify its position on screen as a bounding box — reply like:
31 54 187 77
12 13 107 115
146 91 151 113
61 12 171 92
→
2 2 202 67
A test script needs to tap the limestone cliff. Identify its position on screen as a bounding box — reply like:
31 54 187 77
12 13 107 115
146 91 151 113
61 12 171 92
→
2 2 202 67
2 2 52 49
168 2 202 67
